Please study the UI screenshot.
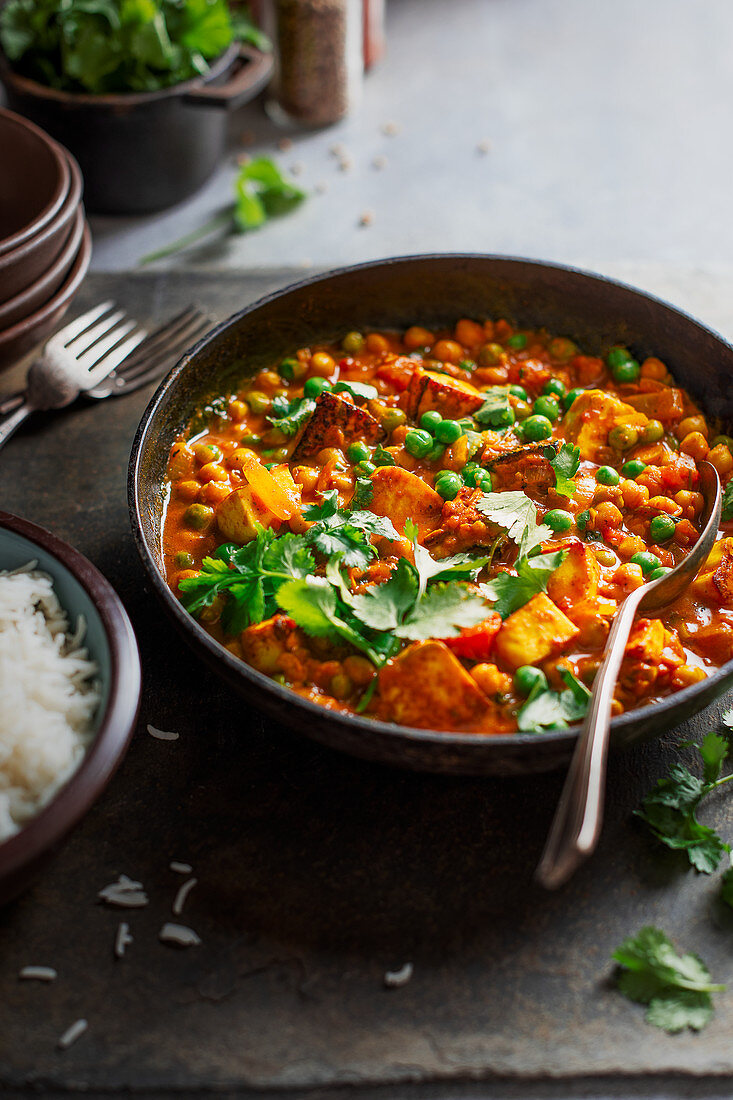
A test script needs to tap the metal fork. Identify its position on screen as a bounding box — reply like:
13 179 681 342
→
0 304 210 449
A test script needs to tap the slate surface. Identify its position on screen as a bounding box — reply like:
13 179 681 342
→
1 272 733 1097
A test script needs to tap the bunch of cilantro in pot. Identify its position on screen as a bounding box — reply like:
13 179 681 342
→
0 0 269 95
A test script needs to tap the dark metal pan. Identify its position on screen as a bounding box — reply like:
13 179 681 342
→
128 255 733 776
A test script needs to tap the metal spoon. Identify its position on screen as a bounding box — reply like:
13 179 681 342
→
535 461 722 889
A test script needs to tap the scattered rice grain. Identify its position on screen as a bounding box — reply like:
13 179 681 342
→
147 724 179 741
314 181 328 194
159 922 201 948
380 121 400 136
58 1019 87 1050
19 966 57 982
371 154 387 170
98 874 148 908
114 922 133 959
476 139 491 154
172 877 197 916
170 861 193 874
384 962 413 988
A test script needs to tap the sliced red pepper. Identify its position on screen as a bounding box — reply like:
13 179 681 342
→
442 614 502 660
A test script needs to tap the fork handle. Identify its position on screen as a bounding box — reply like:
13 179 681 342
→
0 401 33 453
534 585 646 889
0 391 24 417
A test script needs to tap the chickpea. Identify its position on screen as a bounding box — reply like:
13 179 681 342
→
192 442 222 465
403 325 434 350
432 338 464 364
292 465 319 492
366 332 391 354
200 481 231 506
594 501 623 528
330 672 353 700
471 663 513 695
640 357 668 380
675 415 708 440
344 655 376 687
708 442 733 476
256 370 283 393
673 665 707 688
617 534 646 559
593 546 617 567
309 351 335 377
613 563 645 592
176 479 202 502
680 431 709 461
198 461 228 483
620 479 649 510
175 568 200 588
229 447 259 471
168 444 195 480
228 399 248 422
454 319 485 347
317 447 347 466
674 490 704 518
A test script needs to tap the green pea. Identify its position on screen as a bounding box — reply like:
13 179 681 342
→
522 414 553 441
477 471 493 492
457 416 477 432
342 331 365 354
506 333 527 349
607 346 634 369
533 395 560 421
593 546 617 567
608 424 640 450
303 376 332 398
576 509 590 532
596 465 620 486
543 378 566 399
174 551 194 569
347 441 371 464
435 471 463 500
650 514 677 542
355 460 376 477
548 337 578 361
246 390 271 415
478 342 505 366
513 399 532 421
509 384 528 400
515 665 547 696
630 551 661 575
544 509 573 532
184 503 214 531
612 359 641 384
381 408 406 433
462 462 482 487
435 419 464 444
404 428 434 458
278 357 306 381
564 387 585 410
420 409 443 433
641 419 665 444
648 565 673 582
622 459 647 478
425 441 446 463
459 359 476 372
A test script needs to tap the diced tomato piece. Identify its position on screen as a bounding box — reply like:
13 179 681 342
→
506 358 551 394
660 452 698 492
442 614 502 660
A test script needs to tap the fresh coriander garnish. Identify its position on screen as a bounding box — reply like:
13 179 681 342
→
372 444 396 467
516 667 590 732
722 480 733 522
351 477 374 509
474 386 512 427
332 380 379 402
635 731 733 873
303 490 400 569
266 395 315 437
612 926 725 1033
476 490 552 558
481 549 567 619
545 442 580 497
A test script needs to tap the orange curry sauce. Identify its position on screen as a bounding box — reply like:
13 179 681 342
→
162 318 733 733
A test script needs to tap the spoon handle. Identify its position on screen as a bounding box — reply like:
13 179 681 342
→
0 401 33 454
534 583 647 889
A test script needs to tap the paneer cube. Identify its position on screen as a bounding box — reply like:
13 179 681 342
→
405 369 485 421
625 618 665 663
624 387 685 423
494 593 580 670
292 391 383 460
368 466 444 540
487 443 556 494
692 537 733 603
563 389 648 461
377 640 491 730
240 614 298 674
216 486 280 543
547 540 601 611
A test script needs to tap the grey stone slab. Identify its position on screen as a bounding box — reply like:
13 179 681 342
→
1 273 733 1095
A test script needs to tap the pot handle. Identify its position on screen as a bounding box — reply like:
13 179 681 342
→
183 45 273 110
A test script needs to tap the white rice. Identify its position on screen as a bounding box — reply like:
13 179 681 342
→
0 564 100 842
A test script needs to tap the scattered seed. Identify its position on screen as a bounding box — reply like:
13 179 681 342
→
114 922 133 959
58 1019 87 1050
314 181 328 194
236 153 252 166
338 156 353 172
147 724 179 741
290 162 304 176
278 137 293 151
19 966 57 982
384 962 413 988
98 875 148 909
380 121 400 137
329 142 347 157
170 861 193 874
359 210 374 227
172 877 197 916
476 139 491 155
371 154 387 170
159 922 201 948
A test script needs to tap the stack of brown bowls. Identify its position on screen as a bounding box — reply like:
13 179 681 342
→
0 107 91 370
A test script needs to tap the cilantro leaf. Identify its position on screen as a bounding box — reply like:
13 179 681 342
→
721 708 733 730
302 491 339 521
516 667 590 732
405 519 491 598
372 444 396 467
304 494 400 569
332 380 379 402
481 549 566 619
348 558 419 631
722 479 733 522
351 477 374 509
476 490 552 558
266 394 315 437
234 157 306 231
612 925 724 1032
395 583 492 641
474 386 512 427
276 576 383 663
636 736 733 874
545 442 580 497
262 532 315 580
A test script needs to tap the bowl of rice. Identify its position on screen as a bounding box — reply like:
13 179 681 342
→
0 511 140 903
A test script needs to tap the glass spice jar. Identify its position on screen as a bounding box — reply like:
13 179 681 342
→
263 0 363 128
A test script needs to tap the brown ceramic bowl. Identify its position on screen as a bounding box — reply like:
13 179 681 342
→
0 107 70 256
0 219 91 371
0 205 85 331
0 511 140 905
0 140 83 306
